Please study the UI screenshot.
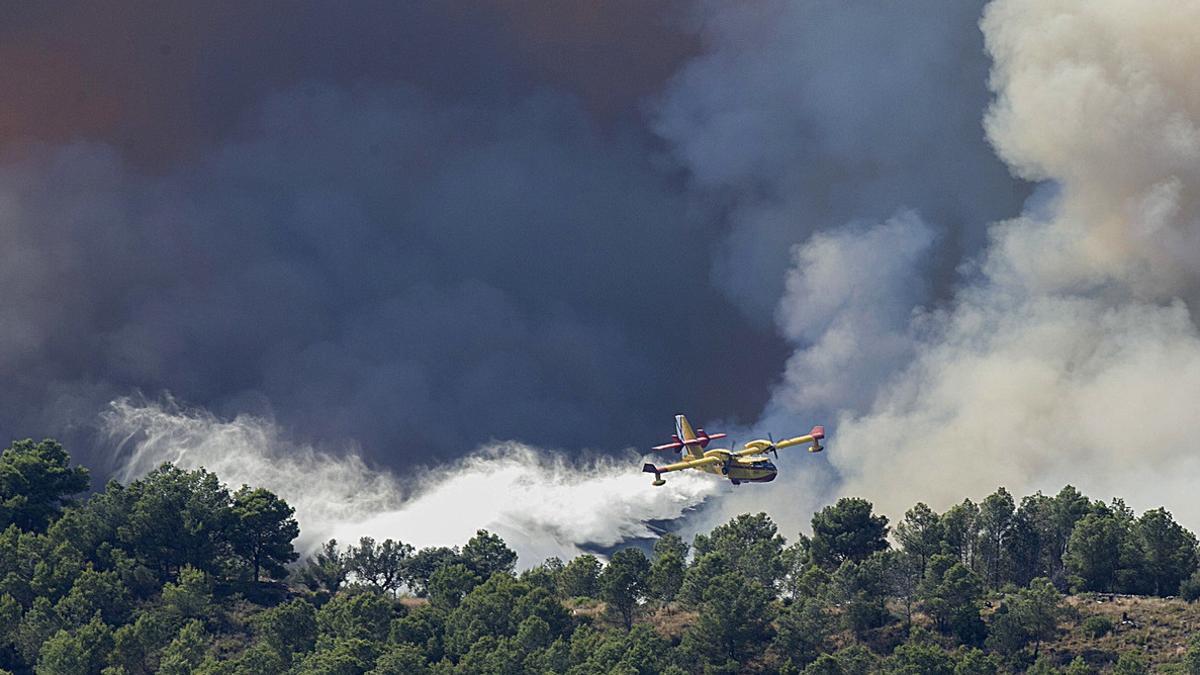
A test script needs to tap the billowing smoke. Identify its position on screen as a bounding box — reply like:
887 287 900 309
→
0 83 780 468
756 0 1200 530
0 3 786 472
653 0 1027 321
773 211 938 418
103 398 716 564
7 0 1200 558
650 0 1029 536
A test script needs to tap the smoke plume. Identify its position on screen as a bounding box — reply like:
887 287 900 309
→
763 0 1200 529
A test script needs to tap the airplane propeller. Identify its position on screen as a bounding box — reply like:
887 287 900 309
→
766 432 779 459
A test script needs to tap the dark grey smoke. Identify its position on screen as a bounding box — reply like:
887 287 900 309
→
0 86 783 468
2 1 1026 481
654 0 1029 322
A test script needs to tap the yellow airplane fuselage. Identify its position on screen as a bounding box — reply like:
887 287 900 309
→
698 451 777 484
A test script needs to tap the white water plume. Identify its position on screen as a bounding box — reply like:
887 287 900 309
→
101 398 717 565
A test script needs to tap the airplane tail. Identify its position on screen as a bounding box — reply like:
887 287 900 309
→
649 414 726 456
675 414 703 460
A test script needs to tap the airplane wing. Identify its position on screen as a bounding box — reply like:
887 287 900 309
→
643 456 722 475
732 426 825 457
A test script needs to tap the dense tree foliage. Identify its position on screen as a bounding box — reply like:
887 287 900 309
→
2 440 1199 673
809 497 890 568
0 439 89 532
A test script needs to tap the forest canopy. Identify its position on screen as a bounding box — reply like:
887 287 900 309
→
3 438 1200 674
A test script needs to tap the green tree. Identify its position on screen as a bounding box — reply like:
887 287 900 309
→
884 638 954 675
55 567 132 627
1049 487 1093 562
694 513 786 590
832 552 890 637
558 554 601 599
802 654 843 675
404 546 460 597
369 643 429 675
292 638 378 675
772 595 831 670
1019 578 1068 657
157 620 208 675
1080 614 1112 638
35 615 112 675
109 610 174 675
939 499 980 568
1112 649 1149 675
444 574 569 659
599 548 650 630
160 566 213 621
885 550 925 630
1180 568 1200 602
678 550 731 607
0 592 20 654
1182 635 1200 674
389 604 446 663
316 588 395 643
1005 496 1051 587
1064 514 1124 592
809 498 889 568
348 537 413 595
229 486 299 582
297 539 349 595
985 578 1066 660
895 502 942 572
427 563 480 610
251 598 317 665
975 488 1015 588
954 648 1000 675
1133 507 1198 596
460 530 517 579
814 644 880 674
453 635 522 674
0 439 89 532
920 555 985 645
208 642 286 674
1026 656 1059 674
16 596 61 665
648 534 687 606
680 572 774 668
568 624 668 675
1062 655 1094 675
519 557 562 594
119 465 233 580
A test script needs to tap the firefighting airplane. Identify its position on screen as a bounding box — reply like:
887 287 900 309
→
642 414 824 487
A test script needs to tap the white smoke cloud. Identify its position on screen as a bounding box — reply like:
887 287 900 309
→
764 0 1200 529
772 211 937 418
982 0 1200 300
102 398 717 565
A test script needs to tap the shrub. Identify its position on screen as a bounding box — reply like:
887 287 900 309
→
1080 615 1113 638
1180 570 1200 602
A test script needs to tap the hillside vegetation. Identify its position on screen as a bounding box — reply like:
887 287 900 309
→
3 437 1200 674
